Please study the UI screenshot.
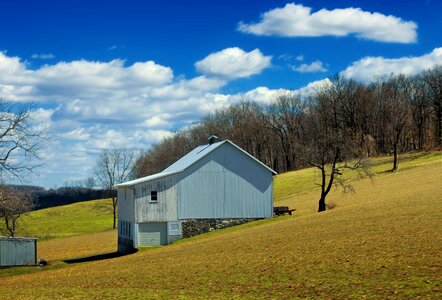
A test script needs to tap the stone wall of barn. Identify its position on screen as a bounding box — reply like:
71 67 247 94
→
180 219 257 238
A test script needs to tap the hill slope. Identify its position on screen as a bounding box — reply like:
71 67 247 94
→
0 152 441 299
17 198 114 239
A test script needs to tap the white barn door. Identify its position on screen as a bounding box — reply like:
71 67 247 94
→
138 222 168 246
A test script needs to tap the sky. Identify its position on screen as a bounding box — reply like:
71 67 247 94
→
0 0 441 188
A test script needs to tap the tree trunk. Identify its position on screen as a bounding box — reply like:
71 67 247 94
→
392 143 398 171
11 218 16 237
318 195 326 212
438 108 442 146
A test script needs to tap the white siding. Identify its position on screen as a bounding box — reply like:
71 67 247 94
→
134 174 178 223
118 187 135 223
177 142 273 219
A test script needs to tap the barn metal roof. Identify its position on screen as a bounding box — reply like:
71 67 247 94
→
114 170 181 188
115 140 276 188
161 140 226 173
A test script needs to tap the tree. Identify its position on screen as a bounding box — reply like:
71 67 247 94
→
0 185 32 237
304 76 370 212
0 100 44 179
408 75 432 149
95 147 138 229
0 100 44 236
265 93 305 172
373 76 410 171
424 66 442 146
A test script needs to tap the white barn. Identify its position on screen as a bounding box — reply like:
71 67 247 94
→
116 139 276 252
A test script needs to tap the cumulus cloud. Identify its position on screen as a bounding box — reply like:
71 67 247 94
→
243 86 290 104
195 47 272 79
238 3 417 43
341 47 442 82
293 60 327 73
0 50 253 187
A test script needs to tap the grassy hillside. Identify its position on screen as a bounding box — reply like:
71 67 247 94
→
17 198 114 239
0 151 441 299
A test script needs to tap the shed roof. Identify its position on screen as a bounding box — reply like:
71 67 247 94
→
116 140 276 188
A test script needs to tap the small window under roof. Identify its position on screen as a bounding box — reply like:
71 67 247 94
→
150 191 158 203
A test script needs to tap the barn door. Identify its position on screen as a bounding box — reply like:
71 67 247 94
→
138 222 168 246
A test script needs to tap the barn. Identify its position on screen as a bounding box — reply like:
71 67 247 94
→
116 138 276 253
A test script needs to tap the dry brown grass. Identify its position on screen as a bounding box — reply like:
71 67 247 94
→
0 156 441 299
38 230 117 261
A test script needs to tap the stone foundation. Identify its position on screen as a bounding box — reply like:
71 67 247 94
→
181 219 256 238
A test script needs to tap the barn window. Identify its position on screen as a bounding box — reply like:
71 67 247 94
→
150 191 158 203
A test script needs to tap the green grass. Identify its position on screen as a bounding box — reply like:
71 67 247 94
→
17 198 114 239
0 151 441 299
274 150 442 200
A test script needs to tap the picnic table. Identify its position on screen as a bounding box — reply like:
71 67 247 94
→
273 206 296 216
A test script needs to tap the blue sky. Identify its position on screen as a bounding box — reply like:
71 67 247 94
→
0 0 441 187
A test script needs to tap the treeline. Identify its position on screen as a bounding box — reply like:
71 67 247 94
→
135 67 442 177
10 185 112 210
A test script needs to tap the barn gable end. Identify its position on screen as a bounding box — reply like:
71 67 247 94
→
116 140 276 252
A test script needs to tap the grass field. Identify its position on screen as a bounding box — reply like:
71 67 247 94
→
0 151 441 299
17 198 114 239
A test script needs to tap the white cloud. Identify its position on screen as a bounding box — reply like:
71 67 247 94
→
238 3 417 43
295 55 304 61
243 86 290 104
295 78 333 96
31 53 55 59
341 47 442 82
293 60 327 73
195 47 272 79
0 51 249 187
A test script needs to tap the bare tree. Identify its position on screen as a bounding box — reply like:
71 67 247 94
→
0 185 32 237
408 75 432 149
304 76 370 212
265 93 305 172
95 147 138 229
0 100 45 179
424 66 442 146
373 76 410 171
83 177 96 190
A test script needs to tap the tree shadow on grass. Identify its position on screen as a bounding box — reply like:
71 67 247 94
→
63 249 137 264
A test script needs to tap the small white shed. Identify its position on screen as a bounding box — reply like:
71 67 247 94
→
116 139 276 252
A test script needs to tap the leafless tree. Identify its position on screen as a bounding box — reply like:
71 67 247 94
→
0 185 32 237
265 93 305 172
424 66 442 146
408 75 432 149
303 76 370 212
373 76 410 171
95 147 139 229
0 100 45 179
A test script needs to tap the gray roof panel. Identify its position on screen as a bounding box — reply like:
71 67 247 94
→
115 140 276 188
162 140 225 173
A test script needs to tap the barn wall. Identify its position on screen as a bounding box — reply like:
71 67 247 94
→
0 237 37 266
134 174 178 223
177 142 273 219
118 187 135 223
117 187 136 252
